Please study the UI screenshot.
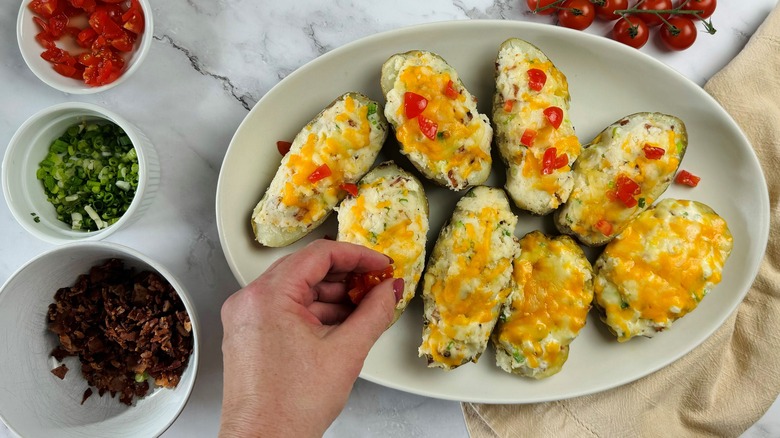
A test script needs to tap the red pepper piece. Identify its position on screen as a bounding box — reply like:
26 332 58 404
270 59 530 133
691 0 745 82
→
404 92 428 119
543 106 563 129
675 170 701 187
503 99 515 113
308 164 332 183
417 115 438 140
527 68 547 91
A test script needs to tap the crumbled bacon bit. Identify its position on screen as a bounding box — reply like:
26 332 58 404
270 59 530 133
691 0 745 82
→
47 259 193 406
51 364 69 379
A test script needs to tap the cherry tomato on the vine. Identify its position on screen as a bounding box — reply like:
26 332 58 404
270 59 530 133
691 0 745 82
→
634 0 672 27
557 0 595 30
526 0 560 15
680 0 716 19
612 16 649 49
594 0 628 21
660 16 697 51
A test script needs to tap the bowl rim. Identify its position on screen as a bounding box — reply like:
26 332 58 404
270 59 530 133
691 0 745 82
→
16 0 154 95
0 240 201 437
1 101 151 244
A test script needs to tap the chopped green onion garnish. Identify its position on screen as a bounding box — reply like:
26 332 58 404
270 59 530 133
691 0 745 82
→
36 121 138 232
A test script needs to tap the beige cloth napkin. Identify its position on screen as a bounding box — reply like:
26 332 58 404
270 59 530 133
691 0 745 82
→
463 7 780 438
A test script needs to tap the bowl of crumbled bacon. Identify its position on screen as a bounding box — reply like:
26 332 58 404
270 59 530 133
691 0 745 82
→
17 0 152 93
0 241 199 438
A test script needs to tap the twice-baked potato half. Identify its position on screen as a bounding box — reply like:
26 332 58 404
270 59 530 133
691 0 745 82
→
492 231 593 379
251 92 388 247
493 38 582 215
593 198 733 342
337 161 429 324
419 186 518 370
555 112 687 246
380 50 492 191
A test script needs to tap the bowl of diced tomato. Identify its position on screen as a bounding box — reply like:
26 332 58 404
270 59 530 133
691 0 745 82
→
17 0 152 94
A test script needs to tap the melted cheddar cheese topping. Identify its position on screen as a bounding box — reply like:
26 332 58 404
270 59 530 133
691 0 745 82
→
493 40 582 213
384 51 492 189
253 94 386 239
558 113 686 244
594 199 733 342
419 187 518 369
493 231 593 377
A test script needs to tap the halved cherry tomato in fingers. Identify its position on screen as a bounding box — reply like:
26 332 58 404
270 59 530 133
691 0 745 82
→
345 265 394 305
660 16 697 51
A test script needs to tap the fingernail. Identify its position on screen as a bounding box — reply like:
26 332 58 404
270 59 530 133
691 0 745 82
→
387 255 394 264
392 278 404 303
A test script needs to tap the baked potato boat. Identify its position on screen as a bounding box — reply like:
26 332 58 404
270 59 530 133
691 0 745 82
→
593 198 733 342
492 231 593 379
381 50 492 191
337 161 429 324
555 112 687 246
493 38 582 215
251 92 388 247
419 186 518 370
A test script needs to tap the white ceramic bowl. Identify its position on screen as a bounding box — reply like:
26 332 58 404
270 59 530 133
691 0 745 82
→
16 0 153 94
2 102 160 244
0 242 200 438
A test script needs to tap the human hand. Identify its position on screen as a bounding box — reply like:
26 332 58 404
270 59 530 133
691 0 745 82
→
219 239 403 437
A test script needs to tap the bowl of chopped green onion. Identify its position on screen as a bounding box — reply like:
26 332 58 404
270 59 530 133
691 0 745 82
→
2 102 159 244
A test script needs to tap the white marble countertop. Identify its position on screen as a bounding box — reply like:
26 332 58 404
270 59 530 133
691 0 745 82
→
1 0 779 437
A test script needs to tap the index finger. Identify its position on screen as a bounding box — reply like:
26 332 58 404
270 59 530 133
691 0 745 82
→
271 239 392 288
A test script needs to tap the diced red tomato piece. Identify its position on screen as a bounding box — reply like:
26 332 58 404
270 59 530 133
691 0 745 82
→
308 164 332 183
68 0 95 12
52 62 83 79
417 115 438 140
520 129 537 147
643 144 666 160
675 170 701 187
345 265 394 305
541 147 557 175
47 13 69 38
404 92 428 119
35 31 56 48
527 68 547 91
29 0 60 18
121 0 144 34
76 27 97 47
543 106 563 129
503 99 515 113
554 153 569 169
443 80 459 99
33 16 49 31
595 219 613 236
110 31 133 52
615 174 640 208
276 141 292 156
89 8 124 38
340 183 359 197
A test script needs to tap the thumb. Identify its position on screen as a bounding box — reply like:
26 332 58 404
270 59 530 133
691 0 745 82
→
329 278 402 358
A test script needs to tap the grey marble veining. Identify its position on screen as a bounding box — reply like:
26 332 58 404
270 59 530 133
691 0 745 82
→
0 0 778 436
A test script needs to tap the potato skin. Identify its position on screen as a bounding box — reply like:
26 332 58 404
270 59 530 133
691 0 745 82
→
555 112 687 246
493 38 582 215
492 231 593 379
381 50 492 191
592 199 733 342
337 161 429 324
418 186 518 370
251 92 388 247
